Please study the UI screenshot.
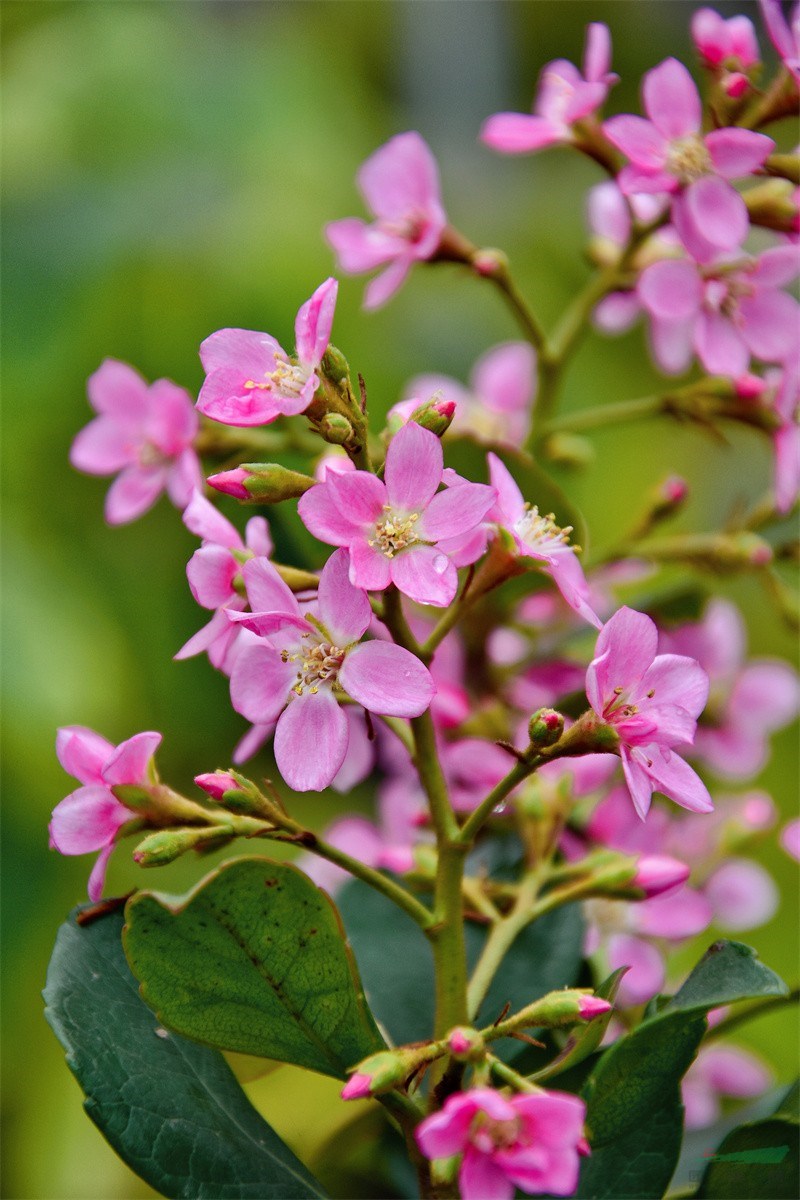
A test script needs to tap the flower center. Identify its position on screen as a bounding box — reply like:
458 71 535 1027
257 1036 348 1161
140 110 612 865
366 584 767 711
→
516 506 574 554
472 1114 522 1154
244 356 309 399
282 635 345 695
137 442 170 469
667 135 712 183
369 506 420 557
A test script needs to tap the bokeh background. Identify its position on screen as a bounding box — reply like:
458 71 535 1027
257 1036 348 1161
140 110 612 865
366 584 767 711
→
2 2 797 1197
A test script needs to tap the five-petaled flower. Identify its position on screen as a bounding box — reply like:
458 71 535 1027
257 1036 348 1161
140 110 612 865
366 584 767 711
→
70 359 202 525
298 422 496 607
228 548 436 791
50 726 162 900
416 1087 588 1200
196 277 338 427
586 606 712 818
326 132 447 310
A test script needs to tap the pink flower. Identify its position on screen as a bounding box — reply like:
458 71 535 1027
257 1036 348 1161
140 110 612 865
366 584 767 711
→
660 598 800 779
637 245 800 376
767 362 800 513
682 1043 772 1129
228 548 435 791
326 133 446 310
781 817 800 860
488 454 602 629
70 360 201 525
174 491 273 672
50 726 162 900
759 0 800 80
416 1087 587 1200
391 342 537 447
586 607 712 818
481 24 617 154
196 278 338 427
692 8 760 71
298 422 495 607
604 58 773 258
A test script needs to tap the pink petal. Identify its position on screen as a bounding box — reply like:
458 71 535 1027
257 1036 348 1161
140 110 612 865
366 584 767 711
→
331 709 375 792
481 113 563 153
583 22 613 82
621 748 655 818
753 245 800 288
608 934 666 1005
49 785 130 855
644 746 714 813
775 422 800 514
704 859 779 930
472 342 537 414
695 311 749 378
229 609 309 639
294 277 338 370
244 516 273 558
593 291 642 335
274 688 348 792
298 481 365 547
740 289 800 363
729 661 800 733
340 640 435 717
87 842 116 903
358 131 443 224
416 1095 479 1159
87 359 150 422
102 731 162 787
678 177 749 253
390 544 458 607
587 181 631 244
230 641 296 724
174 607 241 662
643 58 702 139
326 218 401 272
691 8 730 65
603 115 667 170
104 466 166 524
70 417 133 475
329 470 387 527
417 482 495 542
587 607 658 711
199 328 282 379
385 422 443 513
182 491 242 549
56 726 115 786
317 547 371 645
348 540 392 591
638 260 702 322
633 887 713 939
705 128 774 179
166 450 203 509
544 550 603 629
648 317 695 376
636 654 710 722
459 1150 514 1200
363 258 414 310
487 453 525 525
186 545 237 609
145 379 198 454
702 1044 772 1097
242 557 302 618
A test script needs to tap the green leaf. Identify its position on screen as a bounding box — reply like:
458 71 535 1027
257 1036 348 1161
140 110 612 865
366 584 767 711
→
123 857 386 1078
44 907 327 1199
696 1082 799 1199
577 941 789 1200
337 878 584 1048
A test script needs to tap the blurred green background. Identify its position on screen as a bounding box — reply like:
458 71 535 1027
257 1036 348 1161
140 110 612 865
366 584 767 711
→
2 2 797 1197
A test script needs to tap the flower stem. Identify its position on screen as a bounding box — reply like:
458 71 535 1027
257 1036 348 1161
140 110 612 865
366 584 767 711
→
466 868 543 1020
486 1053 541 1093
541 392 667 436
457 758 539 846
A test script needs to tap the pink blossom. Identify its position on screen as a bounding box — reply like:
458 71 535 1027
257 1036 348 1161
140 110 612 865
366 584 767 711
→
637 245 800 377
604 58 773 258
765 362 800 513
416 1087 587 1200
174 491 273 673
50 726 162 900
660 598 800 779
692 8 760 71
391 342 537 447
759 0 800 80
586 607 712 818
326 133 446 310
703 857 779 929
70 360 201 525
196 277 338 427
481 24 617 155
488 453 602 629
228 549 435 791
298 422 495 607
780 817 800 860
682 1043 773 1129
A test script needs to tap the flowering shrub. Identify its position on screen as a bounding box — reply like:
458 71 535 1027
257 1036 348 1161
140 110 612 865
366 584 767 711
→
44 6 799 1199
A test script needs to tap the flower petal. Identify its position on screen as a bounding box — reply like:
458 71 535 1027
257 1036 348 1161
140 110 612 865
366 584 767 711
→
705 128 774 179
295 277 338 370
603 115 667 169
348 540 392 591
680 177 749 253
49 785 129 854
418 482 496 542
102 731 162 787
340 641 435 717
481 113 563 153
643 58 702 139
104 466 166 524
390 545 458 607
704 859 779 930
608 934 666 1005
317 547 371 645
274 689 348 792
70 417 133 475
182 491 241 548
242 557 302 617
385 422 443 513
230 641 296 724
56 726 115 786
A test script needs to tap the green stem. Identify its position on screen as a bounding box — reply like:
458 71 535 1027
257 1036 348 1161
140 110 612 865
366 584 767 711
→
457 758 539 847
486 1053 541 1093
486 260 549 354
466 869 542 1020
542 393 667 436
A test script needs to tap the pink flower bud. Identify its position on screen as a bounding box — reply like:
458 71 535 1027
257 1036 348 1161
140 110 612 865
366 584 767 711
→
341 1072 372 1101
735 373 768 400
577 994 613 1019
723 71 750 98
208 469 249 499
633 855 690 897
660 475 688 505
195 771 240 801
449 1029 472 1055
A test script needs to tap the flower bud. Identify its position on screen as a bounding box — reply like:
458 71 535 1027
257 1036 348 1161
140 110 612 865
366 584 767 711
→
195 771 241 801
407 396 457 438
340 1047 437 1100
320 344 350 384
577 994 613 1019
132 824 233 866
632 855 690 897
340 1072 372 1100
447 1026 485 1061
528 708 565 749
208 464 315 504
495 988 612 1034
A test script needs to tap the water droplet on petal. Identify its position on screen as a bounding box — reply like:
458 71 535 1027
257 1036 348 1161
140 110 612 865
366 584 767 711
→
434 554 448 575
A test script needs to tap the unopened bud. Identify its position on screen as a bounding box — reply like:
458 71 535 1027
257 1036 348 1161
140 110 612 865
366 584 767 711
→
745 178 798 234
735 373 768 401
632 855 690 897
321 344 350 384
471 248 507 277
577 994 613 1019
319 413 354 446
723 71 750 99
407 396 457 438
497 988 612 1033
447 1026 485 1061
208 464 315 504
340 1072 372 1100
195 771 241 802
341 1047 438 1100
528 708 565 748
133 824 233 866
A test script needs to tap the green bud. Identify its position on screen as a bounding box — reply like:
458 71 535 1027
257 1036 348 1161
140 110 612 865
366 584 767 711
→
407 396 456 438
321 344 350 384
447 1026 485 1062
132 825 234 866
320 413 354 445
242 464 315 503
528 708 564 748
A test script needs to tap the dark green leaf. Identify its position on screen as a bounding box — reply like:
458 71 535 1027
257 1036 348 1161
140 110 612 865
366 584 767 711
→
577 941 789 1200
44 907 327 1199
696 1082 799 1200
124 857 386 1078
338 879 584 1048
